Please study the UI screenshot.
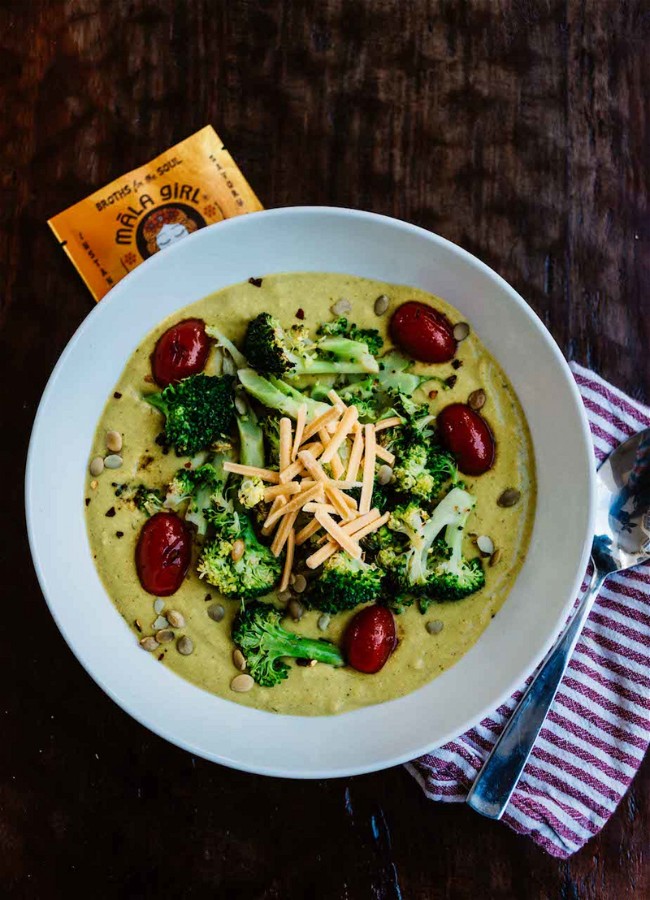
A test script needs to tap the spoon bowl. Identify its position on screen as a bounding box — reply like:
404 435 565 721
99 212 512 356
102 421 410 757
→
468 426 650 818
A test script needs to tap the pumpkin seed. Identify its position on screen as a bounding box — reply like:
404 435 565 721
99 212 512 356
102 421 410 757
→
139 636 158 652
426 620 444 635
231 539 245 561
377 464 393 485
232 648 246 671
489 548 503 567
167 610 185 628
374 294 389 316
207 603 225 622
104 454 123 470
277 589 292 603
89 457 104 476
155 629 174 644
105 430 123 453
497 488 521 508
317 614 331 631
293 574 307 594
476 535 495 556
288 599 304 621
177 636 194 656
331 298 351 316
468 388 486 411
231 673 254 693
453 322 470 342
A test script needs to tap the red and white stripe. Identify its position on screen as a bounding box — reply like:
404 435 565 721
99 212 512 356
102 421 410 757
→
406 363 650 858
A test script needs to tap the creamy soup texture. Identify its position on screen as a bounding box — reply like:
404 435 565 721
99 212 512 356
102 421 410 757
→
85 273 536 715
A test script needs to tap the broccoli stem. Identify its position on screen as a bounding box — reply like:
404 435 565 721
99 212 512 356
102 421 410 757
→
238 368 329 421
269 632 345 667
235 394 265 468
143 392 168 415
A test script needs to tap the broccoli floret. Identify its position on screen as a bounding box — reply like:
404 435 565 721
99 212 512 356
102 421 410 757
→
317 317 384 356
238 476 265 509
166 460 231 536
391 442 457 502
238 368 330 422
232 601 345 687
379 394 457 503
420 507 486 609
336 377 382 421
304 553 383 613
143 374 236 456
131 485 165 516
197 510 281 599
244 313 379 378
377 488 477 596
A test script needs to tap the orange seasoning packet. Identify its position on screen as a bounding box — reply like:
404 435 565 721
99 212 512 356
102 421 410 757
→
48 126 264 301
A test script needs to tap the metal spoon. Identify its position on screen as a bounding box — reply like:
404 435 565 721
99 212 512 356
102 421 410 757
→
467 427 650 819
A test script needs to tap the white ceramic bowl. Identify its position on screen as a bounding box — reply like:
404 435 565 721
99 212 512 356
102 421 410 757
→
26 207 595 778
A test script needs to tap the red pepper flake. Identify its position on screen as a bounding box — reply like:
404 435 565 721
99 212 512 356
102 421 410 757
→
158 653 165 661
184 462 192 469
143 374 154 384
134 619 142 632
114 391 122 399
445 374 458 388
85 498 91 506
429 389 438 400
204 593 212 602
451 359 463 370
115 531 124 538
296 308 305 320
248 277 263 287
105 507 116 517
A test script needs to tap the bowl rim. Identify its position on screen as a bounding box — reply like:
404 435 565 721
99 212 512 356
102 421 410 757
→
25 206 596 778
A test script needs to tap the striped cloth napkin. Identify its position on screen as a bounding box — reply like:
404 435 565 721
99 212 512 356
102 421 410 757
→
406 362 650 858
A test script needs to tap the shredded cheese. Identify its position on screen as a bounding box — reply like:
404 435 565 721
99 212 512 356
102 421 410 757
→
300 406 341 443
359 424 376 514
291 404 307 461
279 527 296 590
297 449 328 483
271 509 298 557
375 444 395 465
264 483 323 530
349 510 390 542
329 451 345 479
320 406 358 464
223 461 281 484
324 484 354 520
279 442 323 483
346 427 364 482
264 482 301 501
312 510 361 560
262 495 287 536
279 417 292 472
295 518 322 546
374 416 402 432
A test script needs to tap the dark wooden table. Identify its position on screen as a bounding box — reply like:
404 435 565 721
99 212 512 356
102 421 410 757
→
2 1 649 896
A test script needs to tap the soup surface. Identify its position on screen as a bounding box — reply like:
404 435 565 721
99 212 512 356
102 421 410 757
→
85 273 536 715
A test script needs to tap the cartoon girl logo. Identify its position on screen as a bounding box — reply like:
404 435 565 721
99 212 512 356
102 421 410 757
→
135 203 208 259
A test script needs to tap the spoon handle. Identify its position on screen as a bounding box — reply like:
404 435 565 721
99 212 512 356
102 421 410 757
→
466 566 605 819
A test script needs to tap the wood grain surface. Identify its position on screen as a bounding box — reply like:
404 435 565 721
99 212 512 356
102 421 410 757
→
1 1 649 897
